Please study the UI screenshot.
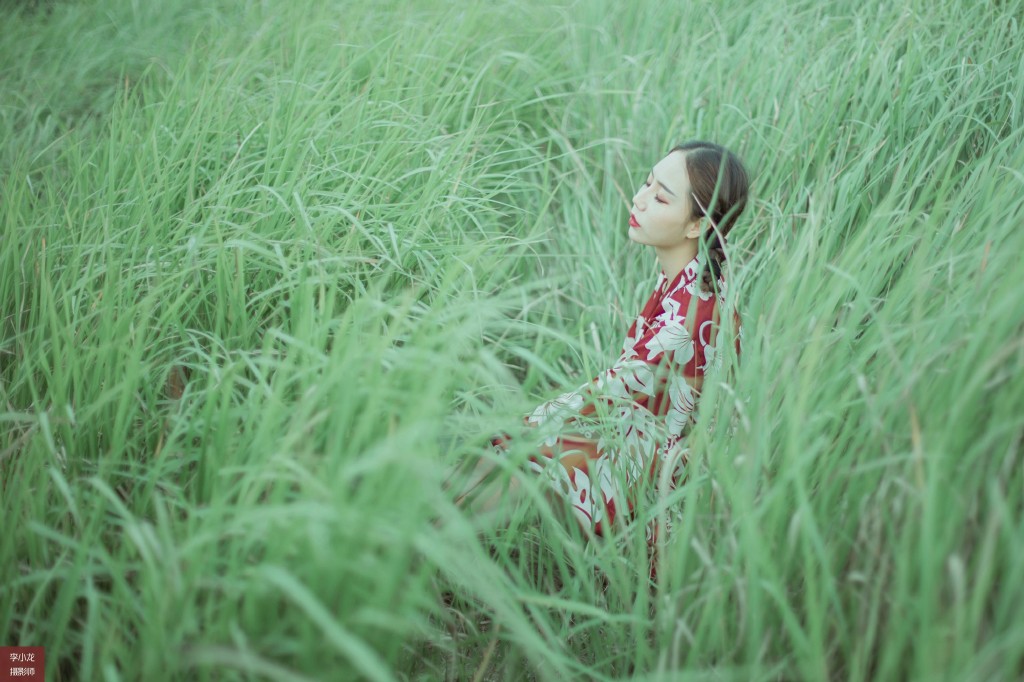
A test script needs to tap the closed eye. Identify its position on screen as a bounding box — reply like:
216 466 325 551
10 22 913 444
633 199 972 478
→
646 175 667 203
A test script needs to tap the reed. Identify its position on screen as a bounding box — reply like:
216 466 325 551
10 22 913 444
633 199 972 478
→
3 0 1023 679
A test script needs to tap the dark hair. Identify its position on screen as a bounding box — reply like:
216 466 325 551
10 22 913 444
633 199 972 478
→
672 141 749 293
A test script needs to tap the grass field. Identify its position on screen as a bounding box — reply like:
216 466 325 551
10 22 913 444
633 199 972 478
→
3 0 1024 679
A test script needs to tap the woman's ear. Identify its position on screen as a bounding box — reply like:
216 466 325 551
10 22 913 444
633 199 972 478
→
684 217 703 240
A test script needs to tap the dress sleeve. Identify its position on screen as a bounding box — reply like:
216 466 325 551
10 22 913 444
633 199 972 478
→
528 286 717 443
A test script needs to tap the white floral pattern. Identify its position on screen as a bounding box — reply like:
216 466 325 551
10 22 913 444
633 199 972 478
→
594 359 655 398
528 390 584 426
665 375 697 437
644 319 695 364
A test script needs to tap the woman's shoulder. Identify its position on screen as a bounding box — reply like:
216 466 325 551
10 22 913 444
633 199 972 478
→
660 276 739 329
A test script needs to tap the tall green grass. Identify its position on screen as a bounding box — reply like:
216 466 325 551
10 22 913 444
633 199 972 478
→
2 0 1023 679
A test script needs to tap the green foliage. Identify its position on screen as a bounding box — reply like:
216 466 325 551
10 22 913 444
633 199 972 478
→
2 0 1023 679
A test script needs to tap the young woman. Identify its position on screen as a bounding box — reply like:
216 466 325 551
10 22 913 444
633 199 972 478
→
459 141 749 540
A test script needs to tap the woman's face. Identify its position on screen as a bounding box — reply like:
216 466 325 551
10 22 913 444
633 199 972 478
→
628 150 701 248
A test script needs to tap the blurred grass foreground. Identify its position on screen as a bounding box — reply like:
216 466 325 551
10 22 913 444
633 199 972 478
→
2 0 1023 679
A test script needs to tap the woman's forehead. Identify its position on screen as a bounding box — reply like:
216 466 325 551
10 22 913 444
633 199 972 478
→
652 151 690 191
653 150 687 174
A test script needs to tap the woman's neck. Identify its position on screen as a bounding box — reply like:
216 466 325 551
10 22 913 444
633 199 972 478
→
655 240 698 283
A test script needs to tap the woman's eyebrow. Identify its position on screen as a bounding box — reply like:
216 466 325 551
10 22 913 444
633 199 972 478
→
651 171 678 197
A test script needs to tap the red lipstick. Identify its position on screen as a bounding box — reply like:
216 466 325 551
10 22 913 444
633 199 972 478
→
629 213 640 228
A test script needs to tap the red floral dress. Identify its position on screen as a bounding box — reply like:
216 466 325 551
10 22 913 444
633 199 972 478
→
512 255 740 536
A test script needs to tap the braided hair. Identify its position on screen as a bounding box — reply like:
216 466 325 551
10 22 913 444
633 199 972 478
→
671 142 749 294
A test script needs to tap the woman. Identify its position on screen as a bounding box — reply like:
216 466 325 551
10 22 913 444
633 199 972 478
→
460 141 749 539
